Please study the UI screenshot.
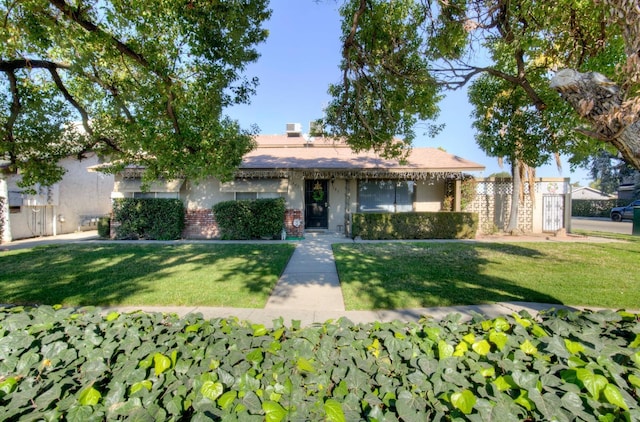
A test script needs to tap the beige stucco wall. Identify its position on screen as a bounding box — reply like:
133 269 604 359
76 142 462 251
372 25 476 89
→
414 179 446 211
7 154 114 240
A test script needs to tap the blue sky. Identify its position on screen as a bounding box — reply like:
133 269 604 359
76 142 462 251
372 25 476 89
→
226 0 591 185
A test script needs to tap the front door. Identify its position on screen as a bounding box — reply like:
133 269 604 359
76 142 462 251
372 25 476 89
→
305 180 329 229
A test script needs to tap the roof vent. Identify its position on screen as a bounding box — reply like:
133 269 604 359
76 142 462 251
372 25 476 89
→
286 123 302 137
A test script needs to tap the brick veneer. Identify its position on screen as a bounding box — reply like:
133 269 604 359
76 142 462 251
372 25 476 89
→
284 209 304 237
183 208 219 239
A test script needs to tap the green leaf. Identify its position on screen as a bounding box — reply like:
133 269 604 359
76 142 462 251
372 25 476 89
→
217 390 237 410
480 366 495 378
105 312 120 322
520 340 538 355
262 400 287 422
489 330 508 351
153 353 171 376
0 377 18 397
493 318 510 332
472 340 491 356
494 375 517 392
603 384 629 410
630 334 640 348
201 381 224 402
531 324 548 338
564 339 585 355
296 357 315 373
514 390 535 411
451 389 476 415
438 340 454 359
252 324 268 337
324 398 346 422
628 374 640 388
246 348 263 364
576 369 608 399
513 314 532 328
129 380 152 395
78 386 101 406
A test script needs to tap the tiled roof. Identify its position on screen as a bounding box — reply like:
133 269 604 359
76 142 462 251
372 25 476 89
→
240 135 485 172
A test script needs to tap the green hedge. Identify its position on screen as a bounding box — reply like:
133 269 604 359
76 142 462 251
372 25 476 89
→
0 306 638 420
213 198 286 240
571 199 626 217
97 216 110 238
352 212 478 239
112 198 184 240
0 196 4 243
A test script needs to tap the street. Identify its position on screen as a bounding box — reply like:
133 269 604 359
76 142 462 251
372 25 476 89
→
571 217 633 235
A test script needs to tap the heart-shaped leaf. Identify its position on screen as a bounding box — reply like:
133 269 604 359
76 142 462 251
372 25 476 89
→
263 400 287 422
78 385 101 406
576 369 607 399
201 381 223 402
153 353 171 376
324 398 346 422
451 389 476 415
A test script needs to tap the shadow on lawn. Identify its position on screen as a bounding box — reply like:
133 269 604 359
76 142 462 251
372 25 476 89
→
334 242 561 310
0 243 293 307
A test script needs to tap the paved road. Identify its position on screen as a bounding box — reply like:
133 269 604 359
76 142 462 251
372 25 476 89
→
571 217 633 235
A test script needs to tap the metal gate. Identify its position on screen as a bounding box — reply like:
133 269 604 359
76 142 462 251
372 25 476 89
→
543 194 565 232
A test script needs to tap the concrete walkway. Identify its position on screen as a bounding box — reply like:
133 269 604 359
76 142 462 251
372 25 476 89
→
1 230 624 327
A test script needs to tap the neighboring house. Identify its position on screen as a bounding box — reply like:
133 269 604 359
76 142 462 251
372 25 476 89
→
571 186 616 200
109 125 571 238
1 153 114 241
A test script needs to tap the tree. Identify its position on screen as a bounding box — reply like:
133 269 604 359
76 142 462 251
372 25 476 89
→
550 0 640 170
324 0 627 167
469 72 567 231
589 149 640 195
1 0 271 187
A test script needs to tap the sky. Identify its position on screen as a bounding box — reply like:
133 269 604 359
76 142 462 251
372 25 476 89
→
225 0 592 185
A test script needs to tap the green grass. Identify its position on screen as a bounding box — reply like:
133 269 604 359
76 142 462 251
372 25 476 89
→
333 241 640 310
0 243 295 308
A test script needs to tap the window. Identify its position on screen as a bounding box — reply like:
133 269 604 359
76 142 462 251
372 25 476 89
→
235 192 282 200
132 192 179 199
358 180 414 212
8 190 23 213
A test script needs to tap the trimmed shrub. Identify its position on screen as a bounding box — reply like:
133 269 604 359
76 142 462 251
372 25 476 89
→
97 216 110 238
571 199 626 217
112 198 184 240
213 198 286 240
352 212 478 239
0 306 638 420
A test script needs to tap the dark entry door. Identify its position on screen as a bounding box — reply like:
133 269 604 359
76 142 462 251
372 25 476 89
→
305 180 329 229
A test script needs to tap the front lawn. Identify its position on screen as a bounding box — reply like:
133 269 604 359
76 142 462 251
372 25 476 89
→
333 241 640 310
0 243 295 308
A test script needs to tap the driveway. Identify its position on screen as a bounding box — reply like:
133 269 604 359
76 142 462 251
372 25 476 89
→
571 217 633 235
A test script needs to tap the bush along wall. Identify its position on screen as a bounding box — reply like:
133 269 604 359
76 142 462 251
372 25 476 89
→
97 216 110 238
112 198 184 240
571 199 626 218
0 306 638 420
213 198 286 240
0 196 5 243
351 212 478 240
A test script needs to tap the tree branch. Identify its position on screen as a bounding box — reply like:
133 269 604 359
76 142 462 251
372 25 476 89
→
47 0 181 135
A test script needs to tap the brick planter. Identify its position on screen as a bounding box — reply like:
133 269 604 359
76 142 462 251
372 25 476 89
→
183 208 219 239
285 209 304 237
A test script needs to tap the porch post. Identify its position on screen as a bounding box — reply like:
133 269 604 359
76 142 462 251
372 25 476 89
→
454 179 462 212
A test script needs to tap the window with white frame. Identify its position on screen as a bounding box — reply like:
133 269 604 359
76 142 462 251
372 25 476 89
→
358 180 415 212
132 192 179 199
235 192 282 200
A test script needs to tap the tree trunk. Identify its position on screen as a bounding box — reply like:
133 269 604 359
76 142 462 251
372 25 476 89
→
550 69 640 170
506 160 521 233
0 176 11 243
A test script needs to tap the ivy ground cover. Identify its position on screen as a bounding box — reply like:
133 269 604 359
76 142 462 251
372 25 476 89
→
0 306 638 420
333 242 640 310
0 243 295 308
